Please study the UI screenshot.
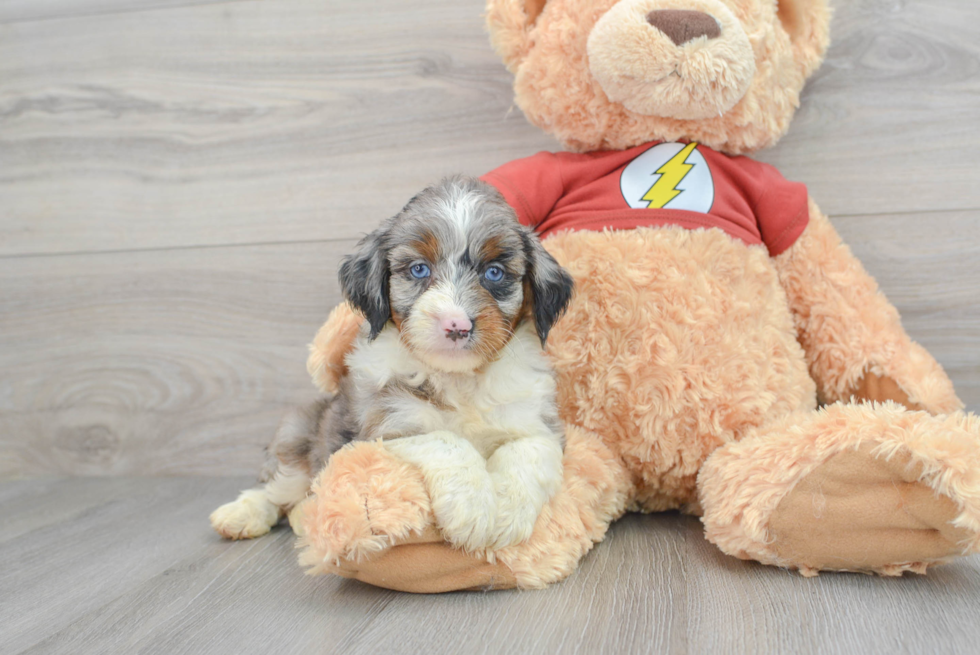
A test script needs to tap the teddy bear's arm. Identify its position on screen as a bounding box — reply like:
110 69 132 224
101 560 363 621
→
307 301 364 395
772 198 962 414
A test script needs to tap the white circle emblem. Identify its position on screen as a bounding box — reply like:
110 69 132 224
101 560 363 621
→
620 142 714 212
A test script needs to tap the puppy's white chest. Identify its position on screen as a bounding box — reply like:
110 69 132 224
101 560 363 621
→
425 370 539 458
348 324 557 458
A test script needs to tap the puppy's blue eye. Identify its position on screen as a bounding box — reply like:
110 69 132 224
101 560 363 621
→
410 263 430 279
484 266 504 282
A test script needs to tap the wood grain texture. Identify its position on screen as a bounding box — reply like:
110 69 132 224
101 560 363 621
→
758 0 980 216
0 240 351 478
0 0 978 257
0 0 546 257
3 477 980 655
0 0 236 25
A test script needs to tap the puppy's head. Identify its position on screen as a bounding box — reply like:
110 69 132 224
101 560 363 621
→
340 176 573 373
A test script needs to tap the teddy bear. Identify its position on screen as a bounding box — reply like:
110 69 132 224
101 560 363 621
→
292 0 980 592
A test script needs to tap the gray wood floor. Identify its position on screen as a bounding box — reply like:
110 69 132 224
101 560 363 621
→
2 0 980 652
3 477 980 655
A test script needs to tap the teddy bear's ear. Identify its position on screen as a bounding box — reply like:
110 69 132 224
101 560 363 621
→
775 0 832 77
486 0 550 72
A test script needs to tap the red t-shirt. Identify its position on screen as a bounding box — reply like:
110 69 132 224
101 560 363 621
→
480 141 809 256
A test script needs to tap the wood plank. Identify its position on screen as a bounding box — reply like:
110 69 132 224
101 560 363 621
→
0 240 352 478
1 0 978 257
0 0 236 25
0 0 549 257
752 0 980 217
0 477 162 545
4 478 980 654
16 517 395 654
0 477 254 653
680 522 980 654
0 211 976 479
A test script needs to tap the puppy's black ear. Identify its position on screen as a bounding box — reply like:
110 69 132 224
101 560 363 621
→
339 227 391 339
522 231 574 345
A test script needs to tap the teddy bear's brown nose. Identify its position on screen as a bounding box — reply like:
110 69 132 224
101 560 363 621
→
646 9 721 45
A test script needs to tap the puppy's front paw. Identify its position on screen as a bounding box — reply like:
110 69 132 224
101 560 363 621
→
489 499 538 549
485 436 563 550
287 499 309 537
430 483 496 553
385 431 498 552
210 490 280 540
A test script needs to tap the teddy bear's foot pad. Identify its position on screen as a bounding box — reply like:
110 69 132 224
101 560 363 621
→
768 442 972 574
321 525 518 593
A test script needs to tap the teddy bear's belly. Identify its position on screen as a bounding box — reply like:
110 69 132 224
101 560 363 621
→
543 226 817 513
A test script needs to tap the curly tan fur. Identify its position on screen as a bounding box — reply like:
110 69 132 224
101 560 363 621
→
543 226 816 511
297 441 432 569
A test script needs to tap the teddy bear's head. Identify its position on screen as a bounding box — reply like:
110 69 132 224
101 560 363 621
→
486 0 830 154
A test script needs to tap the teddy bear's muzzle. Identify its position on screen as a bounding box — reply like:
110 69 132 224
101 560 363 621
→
587 0 756 120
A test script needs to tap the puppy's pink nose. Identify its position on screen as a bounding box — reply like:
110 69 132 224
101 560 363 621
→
439 314 472 342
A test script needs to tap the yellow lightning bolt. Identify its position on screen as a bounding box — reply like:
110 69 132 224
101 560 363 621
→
641 142 699 209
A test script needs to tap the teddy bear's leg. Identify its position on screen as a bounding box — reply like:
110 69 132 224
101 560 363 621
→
296 425 632 592
698 402 980 576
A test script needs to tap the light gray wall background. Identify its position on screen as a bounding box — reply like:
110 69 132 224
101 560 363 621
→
2 0 978 479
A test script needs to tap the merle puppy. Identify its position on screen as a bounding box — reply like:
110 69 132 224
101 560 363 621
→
211 176 574 551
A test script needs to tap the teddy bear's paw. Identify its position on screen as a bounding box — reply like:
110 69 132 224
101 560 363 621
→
768 439 978 573
210 489 281 540
298 441 434 570
305 525 521 592
701 406 980 575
